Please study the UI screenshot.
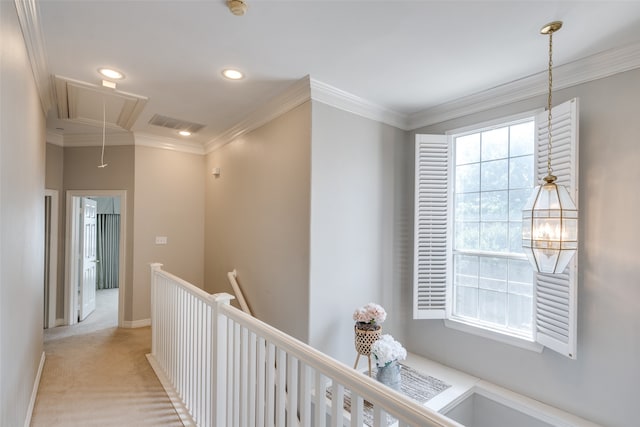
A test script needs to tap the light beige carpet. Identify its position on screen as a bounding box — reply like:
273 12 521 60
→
31 289 183 426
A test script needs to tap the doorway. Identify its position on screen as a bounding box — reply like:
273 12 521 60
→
44 190 59 329
65 190 127 327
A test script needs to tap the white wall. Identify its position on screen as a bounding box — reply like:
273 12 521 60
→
133 144 205 322
0 2 46 424
309 101 409 365
406 69 640 427
204 101 312 342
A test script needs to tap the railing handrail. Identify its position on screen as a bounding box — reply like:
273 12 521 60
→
151 262 216 302
227 269 252 315
150 265 463 427
218 301 461 427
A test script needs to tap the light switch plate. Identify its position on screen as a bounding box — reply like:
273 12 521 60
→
155 236 168 245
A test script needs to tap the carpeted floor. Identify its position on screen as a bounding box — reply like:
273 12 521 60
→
31 289 183 426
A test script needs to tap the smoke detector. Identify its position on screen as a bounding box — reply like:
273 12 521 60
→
227 0 247 16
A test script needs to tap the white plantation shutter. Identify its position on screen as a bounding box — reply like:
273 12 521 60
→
413 135 449 319
534 98 579 359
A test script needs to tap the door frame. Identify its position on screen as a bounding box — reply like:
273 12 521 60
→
65 189 127 327
45 189 59 329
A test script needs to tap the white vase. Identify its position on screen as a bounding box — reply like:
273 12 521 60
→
376 360 401 391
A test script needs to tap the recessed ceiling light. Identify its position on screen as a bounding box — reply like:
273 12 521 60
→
178 130 192 136
98 68 125 80
222 69 244 80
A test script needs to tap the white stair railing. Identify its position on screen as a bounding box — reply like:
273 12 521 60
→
148 263 463 427
227 270 303 425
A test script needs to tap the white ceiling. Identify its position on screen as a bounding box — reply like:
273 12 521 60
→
37 0 640 149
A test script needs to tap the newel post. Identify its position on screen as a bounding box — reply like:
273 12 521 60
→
210 292 234 427
149 263 163 356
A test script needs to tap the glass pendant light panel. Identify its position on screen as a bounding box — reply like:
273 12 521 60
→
522 182 577 273
528 247 557 273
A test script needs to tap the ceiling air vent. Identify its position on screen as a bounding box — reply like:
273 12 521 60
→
148 114 205 133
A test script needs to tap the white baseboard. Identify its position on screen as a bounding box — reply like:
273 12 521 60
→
24 352 45 427
55 318 65 327
122 318 151 328
146 354 196 426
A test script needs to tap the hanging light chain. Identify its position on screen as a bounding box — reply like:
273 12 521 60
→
102 100 107 165
99 99 108 168
546 28 554 178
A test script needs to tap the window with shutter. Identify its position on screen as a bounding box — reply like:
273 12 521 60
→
413 135 449 319
413 99 579 358
533 98 579 359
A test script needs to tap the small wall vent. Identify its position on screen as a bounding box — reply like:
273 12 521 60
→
149 114 205 133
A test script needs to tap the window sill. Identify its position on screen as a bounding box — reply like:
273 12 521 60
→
443 319 543 353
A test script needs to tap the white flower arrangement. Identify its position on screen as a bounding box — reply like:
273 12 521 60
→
353 302 387 326
371 334 407 368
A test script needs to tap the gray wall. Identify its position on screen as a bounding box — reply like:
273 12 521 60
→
406 68 640 427
204 101 312 342
0 2 46 424
46 142 206 324
309 101 409 365
63 145 136 320
202 98 409 361
132 144 205 321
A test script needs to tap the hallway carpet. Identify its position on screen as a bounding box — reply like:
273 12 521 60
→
31 290 183 426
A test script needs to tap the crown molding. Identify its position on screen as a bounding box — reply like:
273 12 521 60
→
199 40 640 152
14 0 53 114
204 75 413 153
62 132 134 147
45 130 205 155
204 76 312 153
309 78 410 130
408 41 640 130
46 131 64 146
135 132 205 155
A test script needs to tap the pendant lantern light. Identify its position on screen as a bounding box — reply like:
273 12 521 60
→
522 21 578 274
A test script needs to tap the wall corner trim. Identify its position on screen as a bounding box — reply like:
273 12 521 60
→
204 74 414 153
61 132 135 147
23 351 46 427
309 78 410 130
134 132 206 155
408 41 640 129
205 75 313 153
122 318 151 328
14 0 54 114
206 41 640 146
146 354 196 425
46 131 64 146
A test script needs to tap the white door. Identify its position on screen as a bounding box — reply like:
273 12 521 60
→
79 198 97 321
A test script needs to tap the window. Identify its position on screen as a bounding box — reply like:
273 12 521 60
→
413 99 579 358
452 120 535 339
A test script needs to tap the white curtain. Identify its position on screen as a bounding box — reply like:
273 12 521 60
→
97 214 119 289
